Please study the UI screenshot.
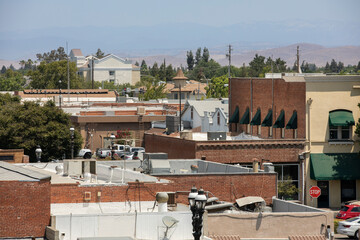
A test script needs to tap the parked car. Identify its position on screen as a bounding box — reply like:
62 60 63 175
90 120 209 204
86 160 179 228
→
130 147 145 153
96 148 111 158
336 204 360 220
78 149 92 159
124 148 145 160
336 216 360 239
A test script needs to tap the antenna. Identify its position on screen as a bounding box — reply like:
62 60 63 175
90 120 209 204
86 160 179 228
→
226 44 233 78
162 216 179 240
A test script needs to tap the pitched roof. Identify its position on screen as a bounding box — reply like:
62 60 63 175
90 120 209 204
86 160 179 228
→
185 99 228 117
71 49 83 57
166 80 207 93
0 161 51 181
172 69 188 80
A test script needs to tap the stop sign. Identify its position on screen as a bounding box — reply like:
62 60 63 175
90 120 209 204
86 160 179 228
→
309 186 321 198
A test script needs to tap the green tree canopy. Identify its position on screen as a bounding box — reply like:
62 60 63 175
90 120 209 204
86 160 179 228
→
139 78 167 101
205 75 228 98
27 60 82 89
95 48 105 59
186 51 195 70
0 69 26 91
0 94 82 162
249 54 266 77
140 60 149 75
195 47 202 65
1 66 6 74
202 47 210 62
36 47 68 63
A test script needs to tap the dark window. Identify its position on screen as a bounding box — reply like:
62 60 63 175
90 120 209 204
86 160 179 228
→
217 112 220 125
191 107 193 120
351 207 360 212
329 126 338 139
341 126 350 139
109 71 115 76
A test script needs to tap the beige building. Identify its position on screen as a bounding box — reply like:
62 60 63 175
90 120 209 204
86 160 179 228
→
304 75 360 208
70 49 140 86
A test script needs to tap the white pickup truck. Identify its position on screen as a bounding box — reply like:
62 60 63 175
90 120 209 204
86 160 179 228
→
96 144 130 158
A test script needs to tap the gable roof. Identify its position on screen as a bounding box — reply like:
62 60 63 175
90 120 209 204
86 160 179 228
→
96 54 131 64
184 100 228 118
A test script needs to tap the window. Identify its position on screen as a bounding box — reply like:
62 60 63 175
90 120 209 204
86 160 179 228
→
330 126 351 140
274 164 299 200
351 207 360 212
191 107 193 120
109 71 115 76
217 112 220 125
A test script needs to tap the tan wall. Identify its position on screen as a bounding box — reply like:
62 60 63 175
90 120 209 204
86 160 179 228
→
305 76 360 208
207 212 334 238
0 149 26 163
132 69 140 85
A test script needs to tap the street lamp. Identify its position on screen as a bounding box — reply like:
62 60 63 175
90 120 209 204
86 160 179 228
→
188 186 207 240
110 133 116 160
35 145 42 163
70 127 74 159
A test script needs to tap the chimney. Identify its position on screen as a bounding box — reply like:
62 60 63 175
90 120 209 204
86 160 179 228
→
252 158 259 173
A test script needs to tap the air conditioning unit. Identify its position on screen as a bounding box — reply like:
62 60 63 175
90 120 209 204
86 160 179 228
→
63 159 96 177
137 106 146 115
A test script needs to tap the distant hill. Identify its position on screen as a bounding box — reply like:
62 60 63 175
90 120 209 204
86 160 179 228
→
129 43 360 68
1 43 359 70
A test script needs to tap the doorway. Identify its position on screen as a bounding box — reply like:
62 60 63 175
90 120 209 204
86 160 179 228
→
341 180 356 204
317 181 329 208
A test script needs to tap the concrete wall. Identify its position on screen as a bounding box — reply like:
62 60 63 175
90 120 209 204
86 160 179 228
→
53 211 193 240
229 78 306 139
207 211 333 238
272 198 326 212
0 179 51 238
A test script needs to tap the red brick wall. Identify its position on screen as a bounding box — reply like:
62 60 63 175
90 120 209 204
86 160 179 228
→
229 78 306 139
51 173 276 205
145 134 305 164
0 179 51 238
145 134 197 159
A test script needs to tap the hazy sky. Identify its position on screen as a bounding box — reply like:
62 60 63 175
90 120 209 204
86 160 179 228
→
1 0 359 31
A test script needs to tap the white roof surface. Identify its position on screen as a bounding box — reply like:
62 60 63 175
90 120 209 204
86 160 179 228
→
185 99 228 117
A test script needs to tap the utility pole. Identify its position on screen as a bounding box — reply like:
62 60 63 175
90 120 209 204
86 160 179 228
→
297 46 301 73
67 42 70 102
91 58 94 89
226 45 232 78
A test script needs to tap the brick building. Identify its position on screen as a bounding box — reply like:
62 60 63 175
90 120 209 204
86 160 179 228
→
228 77 306 140
0 162 51 238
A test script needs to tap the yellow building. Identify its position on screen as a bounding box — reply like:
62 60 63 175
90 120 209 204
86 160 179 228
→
304 75 360 208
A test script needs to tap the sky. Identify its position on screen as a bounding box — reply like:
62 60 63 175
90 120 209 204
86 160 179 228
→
0 0 359 60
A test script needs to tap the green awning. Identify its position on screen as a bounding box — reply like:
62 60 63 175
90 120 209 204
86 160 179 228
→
261 109 272 127
229 106 239 123
310 153 360 180
273 110 285 128
239 107 250 124
286 111 297 129
250 108 261 125
329 110 355 127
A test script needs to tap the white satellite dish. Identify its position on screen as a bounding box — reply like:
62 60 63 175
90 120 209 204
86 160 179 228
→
162 216 179 239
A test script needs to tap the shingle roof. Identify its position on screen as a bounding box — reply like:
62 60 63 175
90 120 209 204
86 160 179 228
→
0 161 51 181
185 99 228 117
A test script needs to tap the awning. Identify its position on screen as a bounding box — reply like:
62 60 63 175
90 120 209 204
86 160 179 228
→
273 110 285 128
229 106 239 123
261 109 272 127
310 153 360 180
239 107 249 124
329 110 355 127
286 111 297 129
250 108 261 125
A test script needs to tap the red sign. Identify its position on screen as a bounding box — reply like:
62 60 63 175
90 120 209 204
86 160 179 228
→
309 186 321 198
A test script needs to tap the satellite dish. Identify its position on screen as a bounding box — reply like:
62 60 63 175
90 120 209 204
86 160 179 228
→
162 216 179 239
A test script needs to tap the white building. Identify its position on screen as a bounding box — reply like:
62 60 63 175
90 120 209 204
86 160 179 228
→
181 99 228 132
69 49 140 85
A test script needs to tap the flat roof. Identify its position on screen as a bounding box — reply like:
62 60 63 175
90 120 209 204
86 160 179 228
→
0 161 50 181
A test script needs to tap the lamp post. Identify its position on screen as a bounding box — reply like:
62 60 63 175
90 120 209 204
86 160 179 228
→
59 79 62 109
110 133 116 160
35 145 42 163
70 127 74 159
188 186 207 240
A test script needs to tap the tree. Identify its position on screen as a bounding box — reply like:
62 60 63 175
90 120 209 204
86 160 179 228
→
150 62 160 79
36 47 68 63
187 59 221 81
330 59 338 73
249 54 266 77
140 60 149 75
202 47 210 62
95 48 105 59
355 61 360 73
9 64 15 71
324 62 330 73
27 60 82 89
1 65 6 74
186 51 195 70
195 47 202 65
205 75 228 98
278 176 299 200
19 60 26 69
165 64 175 82
139 80 167 101
0 69 25 91
135 61 139 66
0 94 82 162
355 103 360 139
338 61 344 72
